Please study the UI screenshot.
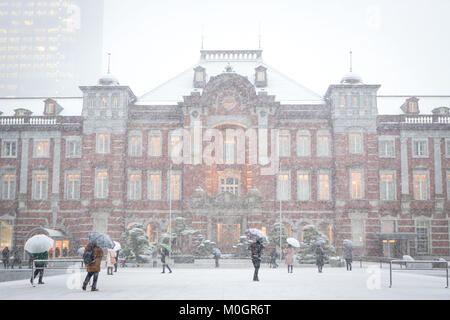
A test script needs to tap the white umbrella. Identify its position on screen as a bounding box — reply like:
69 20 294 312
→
245 229 269 243
287 238 300 248
343 239 353 249
77 247 85 256
113 241 121 252
24 235 54 254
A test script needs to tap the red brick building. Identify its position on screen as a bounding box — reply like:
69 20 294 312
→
1 49 449 258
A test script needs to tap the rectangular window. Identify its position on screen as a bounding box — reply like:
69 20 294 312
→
129 135 142 157
95 170 108 199
339 95 346 107
351 219 364 246
65 173 81 200
96 134 110 154
447 172 450 200
34 140 50 158
66 139 81 158
413 140 428 158
0 220 13 248
416 220 430 254
32 171 48 200
278 131 290 157
2 140 17 158
317 135 329 157
148 172 161 200
128 172 142 200
277 172 290 201
380 172 396 201
379 139 395 158
297 134 311 157
349 133 363 154
149 131 162 157
1 173 16 200
413 172 429 200
318 172 330 201
224 137 236 164
169 172 181 201
446 140 450 158
351 170 363 199
297 172 310 201
220 177 239 195
170 132 182 160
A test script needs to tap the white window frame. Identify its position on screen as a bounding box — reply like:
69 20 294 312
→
32 170 48 200
349 132 363 155
65 171 81 201
1 172 16 200
351 219 365 247
95 169 109 199
378 137 395 158
350 169 364 199
96 133 110 154
168 171 182 201
412 139 429 158
318 170 330 201
277 171 291 201
148 130 162 157
128 170 142 200
65 137 82 158
296 131 311 157
278 130 291 158
128 132 142 157
148 171 162 201
169 131 183 161
413 170 429 201
316 131 330 157
380 170 396 201
0 219 13 248
445 139 450 158
2 140 18 158
34 139 50 158
297 170 310 201
415 220 430 255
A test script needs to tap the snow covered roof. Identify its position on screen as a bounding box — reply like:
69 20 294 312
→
0 97 83 117
136 49 325 106
42 228 66 238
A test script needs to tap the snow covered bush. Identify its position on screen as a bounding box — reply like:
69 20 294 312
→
120 223 153 263
267 222 288 248
297 224 336 264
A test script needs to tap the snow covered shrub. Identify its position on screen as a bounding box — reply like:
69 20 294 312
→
120 223 153 263
267 222 288 248
297 224 336 264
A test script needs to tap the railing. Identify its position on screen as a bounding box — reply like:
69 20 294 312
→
0 116 58 126
389 259 449 288
404 115 450 124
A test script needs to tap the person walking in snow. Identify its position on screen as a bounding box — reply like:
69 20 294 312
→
114 249 120 272
249 238 264 281
82 242 104 291
344 245 353 271
152 248 158 268
316 245 325 273
269 248 278 268
2 246 10 269
30 251 48 285
106 248 115 275
284 244 295 273
11 248 22 269
160 246 172 274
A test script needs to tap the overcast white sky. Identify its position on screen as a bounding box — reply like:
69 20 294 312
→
102 0 450 101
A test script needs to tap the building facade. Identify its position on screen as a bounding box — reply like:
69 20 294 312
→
0 49 449 258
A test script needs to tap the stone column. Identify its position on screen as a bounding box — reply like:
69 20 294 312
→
434 138 443 196
19 138 29 195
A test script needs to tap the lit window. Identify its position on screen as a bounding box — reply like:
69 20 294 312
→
318 173 330 201
95 170 108 199
96 134 110 154
379 139 395 158
148 173 161 200
129 135 142 157
149 131 162 157
170 132 182 160
113 96 119 108
349 133 363 154
413 172 428 200
32 172 48 200
277 173 290 201
0 220 13 248
224 136 236 164
34 140 49 157
297 133 310 157
380 172 396 201
1 174 15 200
66 139 81 158
128 173 142 200
2 140 17 158
66 173 80 200
297 172 310 201
413 140 428 158
317 134 329 157
101 96 108 108
339 95 346 107
351 170 363 199
169 172 181 200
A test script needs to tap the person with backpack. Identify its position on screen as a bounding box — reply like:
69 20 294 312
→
249 238 264 281
82 242 104 291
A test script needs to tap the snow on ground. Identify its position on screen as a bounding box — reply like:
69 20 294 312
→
0 263 448 300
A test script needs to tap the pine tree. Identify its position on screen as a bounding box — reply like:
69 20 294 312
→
120 223 153 263
298 225 336 263
267 222 288 249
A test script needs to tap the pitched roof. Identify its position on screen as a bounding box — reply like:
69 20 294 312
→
136 49 325 106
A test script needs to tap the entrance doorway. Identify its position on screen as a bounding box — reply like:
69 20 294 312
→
217 224 241 253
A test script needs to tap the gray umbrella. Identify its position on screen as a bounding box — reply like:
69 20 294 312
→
88 232 114 249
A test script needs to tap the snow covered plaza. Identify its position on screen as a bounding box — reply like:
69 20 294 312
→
0 262 449 300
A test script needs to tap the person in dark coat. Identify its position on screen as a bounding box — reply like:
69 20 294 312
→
213 250 220 268
269 248 278 268
344 246 353 271
30 251 49 285
11 248 22 269
152 249 158 268
2 247 9 269
249 238 264 281
62 247 68 257
82 242 104 291
55 247 60 258
316 245 325 273
114 249 120 272
160 246 172 274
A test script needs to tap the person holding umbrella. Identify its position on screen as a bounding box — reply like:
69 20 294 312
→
269 248 278 268
249 238 264 281
343 239 353 271
25 234 54 285
213 248 221 268
113 241 121 273
284 244 295 273
30 250 48 284
316 244 325 273
82 232 113 291
2 246 9 269
160 244 172 274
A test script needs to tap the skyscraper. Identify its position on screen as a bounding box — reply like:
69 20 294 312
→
0 0 104 97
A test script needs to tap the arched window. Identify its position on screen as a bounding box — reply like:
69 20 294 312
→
146 223 160 243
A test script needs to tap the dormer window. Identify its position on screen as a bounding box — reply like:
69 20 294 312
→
14 108 32 117
43 99 62 116
408 101 418 113
101 96 108 108
47 103 55 114
401 97 420 114
193 66 206 88
255 66 267 88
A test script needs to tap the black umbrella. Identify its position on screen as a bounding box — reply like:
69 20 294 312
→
88 232 114 249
